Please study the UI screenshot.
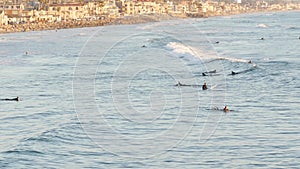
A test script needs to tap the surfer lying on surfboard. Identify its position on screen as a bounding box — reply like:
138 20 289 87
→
0 96 20 101
175 81 200 87
202 70 217 76
175 81 216 90
212 106 229 112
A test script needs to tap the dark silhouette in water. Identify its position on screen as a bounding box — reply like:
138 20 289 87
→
260 37 264 40
175 81 183 86
223 106 229 112
211 106 230 112
202 70 217 76
231 71 239 75
141 45 146 48
1 96 20 101
231 66 256 76
202 82 208 90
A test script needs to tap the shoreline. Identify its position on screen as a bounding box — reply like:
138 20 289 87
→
0 9 299 34
0 14 178 34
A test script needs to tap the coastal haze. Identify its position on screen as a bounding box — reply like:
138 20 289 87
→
1 5 300 169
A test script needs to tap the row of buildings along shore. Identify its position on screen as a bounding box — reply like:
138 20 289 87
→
1 0 300 33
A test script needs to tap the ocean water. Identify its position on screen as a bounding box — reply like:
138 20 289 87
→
1 11 300 168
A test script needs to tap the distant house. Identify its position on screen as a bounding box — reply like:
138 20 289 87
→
0 10 8 25
102 0 119 18
48 3 87 21
1 3 26 24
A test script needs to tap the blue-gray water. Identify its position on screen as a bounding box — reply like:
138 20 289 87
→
1 11 300 168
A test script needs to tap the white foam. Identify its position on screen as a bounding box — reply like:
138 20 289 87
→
166 42 215 60
166 42 251 64
166 42 196 55
257 24 268 28
217 56 250 63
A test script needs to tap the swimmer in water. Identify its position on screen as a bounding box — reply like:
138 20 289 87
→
223 106 229 112
202 81 208 90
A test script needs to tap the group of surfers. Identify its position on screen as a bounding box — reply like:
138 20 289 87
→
202 82 228 112
176 80 229 112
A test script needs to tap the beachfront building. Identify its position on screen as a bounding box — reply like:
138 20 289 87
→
102 0 119 18
121 0 137 15
1 0 300 31
0 10 8 25
85 1 105 17
1 3 27 24
48 3 87 21
120 0 166 16
165 1 180 15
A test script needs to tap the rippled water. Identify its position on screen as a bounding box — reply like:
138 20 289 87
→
1 11 300 168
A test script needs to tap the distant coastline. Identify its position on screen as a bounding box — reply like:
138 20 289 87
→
0 13 180 34
0 9 299 34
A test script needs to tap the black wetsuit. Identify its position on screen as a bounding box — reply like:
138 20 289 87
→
231 71 238 75
1 97 19 101
202 84 208 90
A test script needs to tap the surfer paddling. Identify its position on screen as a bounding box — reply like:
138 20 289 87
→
231 71 239 75
175 81 183 86
202 70 216 76
1 96 20 102
223 106 229 112
212 106 230 112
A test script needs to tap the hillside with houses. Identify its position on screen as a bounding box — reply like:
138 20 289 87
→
1 0 300 33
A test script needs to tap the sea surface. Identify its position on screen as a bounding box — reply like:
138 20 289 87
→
1 11 300 168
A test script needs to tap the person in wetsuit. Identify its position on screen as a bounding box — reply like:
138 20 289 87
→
176 81 183 86
1 97 20 101
223 106 229 112
231 71 238 75
202 82 208 90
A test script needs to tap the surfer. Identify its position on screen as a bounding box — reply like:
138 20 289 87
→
1 96 20 101
215 41 219 44
203 70 216 76
260 37 264 40
248 60 252 64
202 82 208 90
223 106 229 112
231 71 238 75
142 45 146 48
176 81 182 86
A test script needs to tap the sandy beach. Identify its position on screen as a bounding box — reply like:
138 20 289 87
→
0 9 299 34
